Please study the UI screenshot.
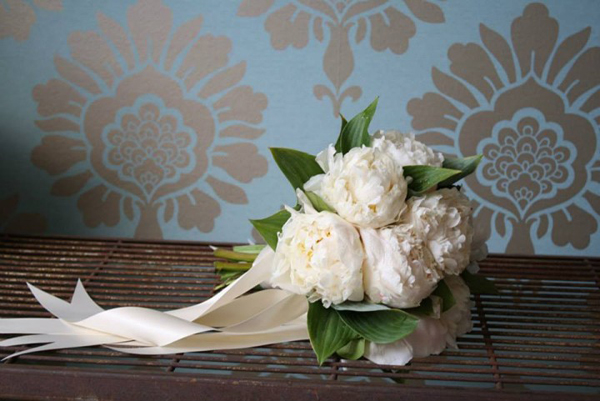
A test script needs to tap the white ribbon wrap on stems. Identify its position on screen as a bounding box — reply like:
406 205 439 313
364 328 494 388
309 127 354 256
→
0 247 309 360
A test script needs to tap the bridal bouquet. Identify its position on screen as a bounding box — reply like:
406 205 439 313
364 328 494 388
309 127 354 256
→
216 98 496 365
0 99 496 367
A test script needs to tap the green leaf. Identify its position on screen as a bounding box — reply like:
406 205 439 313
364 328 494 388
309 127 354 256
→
305 191 336 213
270 148 324 191
232 244 266 254
439 155 483 188
336 338 365 360
308 301 358 365
433 279 456 312
461 270 499 295
335 98 378 154
404 297 434 317
249 209 291 250
337 309 418 344
403 165 461 193
332 302 390 312
214 261 252 271
213 248 257 262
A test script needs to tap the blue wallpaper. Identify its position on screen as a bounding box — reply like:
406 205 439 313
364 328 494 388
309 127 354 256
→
0 0 599 256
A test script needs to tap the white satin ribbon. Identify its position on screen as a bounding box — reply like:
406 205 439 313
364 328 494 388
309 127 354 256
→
0 247 309 360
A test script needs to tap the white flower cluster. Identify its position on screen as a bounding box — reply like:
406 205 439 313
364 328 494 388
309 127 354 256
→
270 131 479 362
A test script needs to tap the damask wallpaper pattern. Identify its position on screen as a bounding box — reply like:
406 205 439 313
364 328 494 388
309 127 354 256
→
0 0 598 256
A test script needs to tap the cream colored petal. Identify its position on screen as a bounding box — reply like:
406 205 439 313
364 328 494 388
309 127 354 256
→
76 185 121 228
4 213 48 235
50 171 93 197
127 0 172 64
214 86 267 124
97 12 135 71
479 24 516 84
264 4 311 50
511 3 558 77
32 79 85 117
0 194 19 226
199 62 246 99
177 189 221 233
54 55 101 95
237 0 275 17
404 0 444 23
206 175 248 204
219 124 265 140
212 143 268 183
68 31 122 87
551 205 597 249
165 16 203 71
0 0 35 42
31 136 86 175
407 92 461 131
178 34 231 91
33 0 62 11
448 42 502 101
369 7 415 55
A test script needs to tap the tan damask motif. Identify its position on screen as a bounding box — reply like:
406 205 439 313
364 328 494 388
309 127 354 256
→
0 0 62 41
31 0 268 239
238 0 445 116
0 193 48 234
408 3 600 254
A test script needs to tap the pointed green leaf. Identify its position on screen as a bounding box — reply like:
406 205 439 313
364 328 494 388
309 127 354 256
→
305 191 336 213
213 248 257 262
461 270 499 295
332 301 390 312
271 148 324 191
439 155 483 187
432 279 456 312
232 244 266 254
308 301 358 365
336 338 365 360
335 98 378 154
249 209 291 250
337 309 418 344
403 165 461 193
404 297 435 317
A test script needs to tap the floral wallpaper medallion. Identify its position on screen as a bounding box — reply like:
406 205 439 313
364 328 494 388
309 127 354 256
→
238 0 446 116
0 0 62 41
407 3 600 254
31 0 268 239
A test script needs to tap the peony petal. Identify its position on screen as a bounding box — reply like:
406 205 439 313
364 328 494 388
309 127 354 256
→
31 136 86 175
97 12 135 71
68 31 121 87
176 189 221 233
0 194 19 226
264 4 311 50
212 143 268 183
164 16 203 71
511 3 558 77
76 185 121 228
206 175 248 204
199 62 246 99
177 34 231 91
214 86 267 124
54 55 101 95
404 0 445 23
432 67 478 109
369 7 415 55
219 124 265 140
408 92 461 131
50 171 93 197
127 0 172 64
32 79 85 118
236 0 275 17
480 24 516 84
547 27 590 85
448 43 502 101
551 205 597 249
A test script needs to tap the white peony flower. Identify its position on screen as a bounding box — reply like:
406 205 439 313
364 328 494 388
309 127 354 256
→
304 145 407 229
402 188 474 276
271 196 365 307
371 130 444 167
363 276 473 366
440 275 473 347
360 225 440 308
